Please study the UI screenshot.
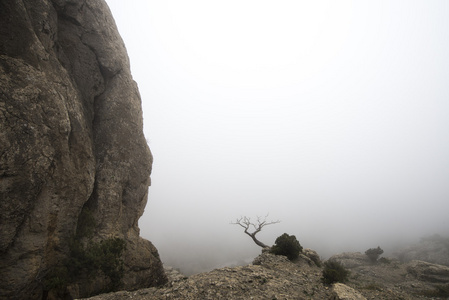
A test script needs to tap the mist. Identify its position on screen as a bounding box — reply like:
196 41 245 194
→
105 0 449 275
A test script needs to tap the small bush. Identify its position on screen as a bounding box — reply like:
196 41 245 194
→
362 282 383 291
378 257 391 264
365 246 384 263
44 266 69 291
322 260 350 284
68 237 126 290
270 233 303 261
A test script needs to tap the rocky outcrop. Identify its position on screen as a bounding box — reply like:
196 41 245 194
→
331 283 367 300
82 252 334 300
406 260 449 283
302 248 322 266
0 0 166 299
329 252 371 268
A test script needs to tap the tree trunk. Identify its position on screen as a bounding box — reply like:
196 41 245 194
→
248 233 269 248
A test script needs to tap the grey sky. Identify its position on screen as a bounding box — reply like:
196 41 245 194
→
105 0 449 273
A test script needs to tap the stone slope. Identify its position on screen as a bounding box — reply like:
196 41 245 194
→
83 252 449 300
82 253 334 300
0 1 166 299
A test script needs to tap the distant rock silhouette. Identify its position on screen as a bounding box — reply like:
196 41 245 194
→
394 235 449 267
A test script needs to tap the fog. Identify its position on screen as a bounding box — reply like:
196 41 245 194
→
105 1 449 274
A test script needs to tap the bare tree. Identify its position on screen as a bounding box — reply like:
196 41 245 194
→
231 215 280 248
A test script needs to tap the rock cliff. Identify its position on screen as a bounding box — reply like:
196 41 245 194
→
0 0 166 299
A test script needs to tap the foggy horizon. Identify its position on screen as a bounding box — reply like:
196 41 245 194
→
105 1 449 275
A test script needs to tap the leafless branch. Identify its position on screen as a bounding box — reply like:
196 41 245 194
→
231 215 280 248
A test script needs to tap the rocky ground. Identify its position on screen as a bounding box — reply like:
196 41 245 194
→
81 251 333 300
81 250 449 300
331 252 449 299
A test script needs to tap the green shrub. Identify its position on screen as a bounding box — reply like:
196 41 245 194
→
322 260 350 284
93 238 127 289
378 257 391 264
68 237 126 290
365 246 384 263
44 266 69 291
362 282 383 291
270 233 302 261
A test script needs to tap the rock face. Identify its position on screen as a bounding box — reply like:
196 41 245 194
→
0 0 166 299
407 260 449 284
302 248 322 266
